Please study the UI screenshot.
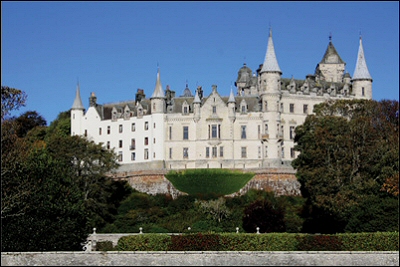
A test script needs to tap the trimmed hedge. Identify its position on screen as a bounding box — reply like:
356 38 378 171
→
165 169 254 196
115 232 399 251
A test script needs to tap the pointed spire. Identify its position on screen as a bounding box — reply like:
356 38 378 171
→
151 67 165 98
260 28 282 73
72 82 84 110
228 86 236 103
352 36 372 80
193 88 201 103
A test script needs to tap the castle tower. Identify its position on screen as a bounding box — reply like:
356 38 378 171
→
315 35 346 83
150 67 166 113
71 82 85 136
193 88 201 122
259 28 282 164
351 36 373 99
228 87 236 122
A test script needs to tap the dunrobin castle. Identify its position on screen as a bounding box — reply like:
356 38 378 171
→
71 30 372 180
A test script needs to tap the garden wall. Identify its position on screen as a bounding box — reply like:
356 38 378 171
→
2 251 398 266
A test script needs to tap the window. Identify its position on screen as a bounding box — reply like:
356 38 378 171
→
119 124 123 133
258 146 261 158
241 147 247 158
154 123 156 129
119 140 123 148
183 126 189 140
212 106 217 114
258 125 261 139
144 137 148 145
144 121 149 130
183 148 189 159
107 141 110 149
281 146 285 158
130 139 135 150
241 105 246 113
290 126 295 140
265 145 268 158
169 126 172 140
169 148 172 159
99 128 102 135
241 125 247 139
131 152 136 161
131 123 135 132
84 129 87 137
303 104 308 114
290 103 294 113
118 151 123 162
264 101 268 111
211 125 218 138
153 138 156 144
206 147 210 158
265 124 269 134
144 149 149 160
280 103 284 112
219 146 224 157
362 87 365 96
107 126 111 134
183 106 188 114
212 147 217 158
291 148 295 158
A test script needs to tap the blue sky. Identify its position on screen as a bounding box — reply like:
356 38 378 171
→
2 1 399 125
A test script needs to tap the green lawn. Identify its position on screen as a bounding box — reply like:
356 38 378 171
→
165 169 254 196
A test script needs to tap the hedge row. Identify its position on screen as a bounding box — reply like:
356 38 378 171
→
111 232 399 251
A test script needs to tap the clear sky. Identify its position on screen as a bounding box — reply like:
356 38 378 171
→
2 1 399 125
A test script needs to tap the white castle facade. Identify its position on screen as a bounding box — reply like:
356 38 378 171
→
71 30 372 173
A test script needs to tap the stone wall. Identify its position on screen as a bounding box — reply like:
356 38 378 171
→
108 167 301 198
2 251 398 266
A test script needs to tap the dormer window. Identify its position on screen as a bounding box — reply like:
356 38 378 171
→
182 101 190 115
240 99 247 113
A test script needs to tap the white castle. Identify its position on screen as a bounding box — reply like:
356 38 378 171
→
71 30 372 173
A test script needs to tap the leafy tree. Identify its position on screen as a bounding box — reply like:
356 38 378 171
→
11 110 47 137
292 99 399 233
242 192 286 233
195 197 231 223
1 85 27 120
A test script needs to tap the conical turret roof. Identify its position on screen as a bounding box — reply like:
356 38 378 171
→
352 37 372 80
72 82 84 110
260 29 281 73
228 86 236 103
151 68 165 98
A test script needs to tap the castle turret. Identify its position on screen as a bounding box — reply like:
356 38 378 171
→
259 28 282 165
228 87 236 122
193 88 201 122
351 36 373 99
315 35 346 83
150 67 166 113
71 82 85 136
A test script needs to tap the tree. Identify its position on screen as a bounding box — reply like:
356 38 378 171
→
196 197 231 223
242 193 286 233
292 99 399 233
12 110 47 137
1 85 27 120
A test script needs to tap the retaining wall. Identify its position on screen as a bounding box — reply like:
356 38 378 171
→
2 251 398 266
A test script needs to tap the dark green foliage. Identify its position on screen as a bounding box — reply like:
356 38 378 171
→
242 192 286 233
292 99 399 233
165 169 254 197
338 232 399 251
11 110 47 137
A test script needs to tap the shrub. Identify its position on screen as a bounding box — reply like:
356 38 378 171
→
296 234 343 251
168 233 220 251
116 234 171 251
96 241 115 251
